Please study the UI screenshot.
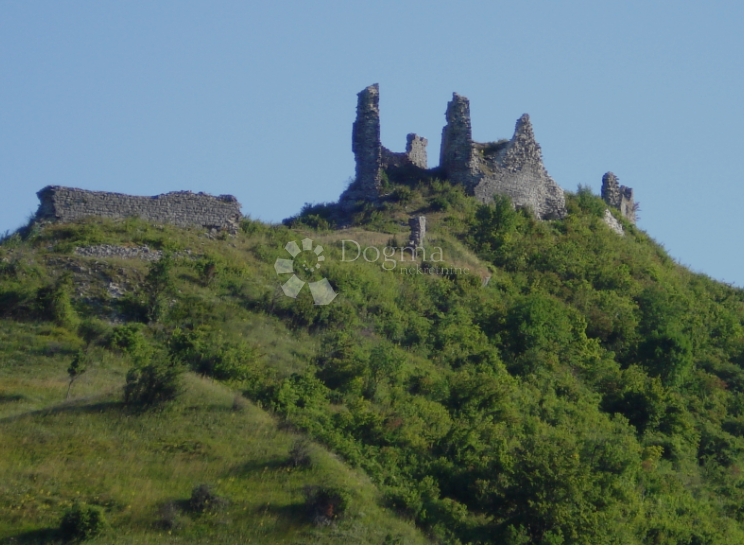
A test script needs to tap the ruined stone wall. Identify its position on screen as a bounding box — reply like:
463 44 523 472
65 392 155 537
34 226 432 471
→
439 93 566 220
601 172 635 223
381 133 428 170
36 186 242 232
347 86 637 225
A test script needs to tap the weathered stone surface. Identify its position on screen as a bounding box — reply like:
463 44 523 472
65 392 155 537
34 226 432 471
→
439 93 477 187
601 172 635 223
409 215 426 247
405 134 428 169
351 84 382 198
439 93 566 219
603 209 625 236
36 186 242 232
381 133 429 171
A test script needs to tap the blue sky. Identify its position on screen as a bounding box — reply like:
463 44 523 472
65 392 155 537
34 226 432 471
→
1 1 742 285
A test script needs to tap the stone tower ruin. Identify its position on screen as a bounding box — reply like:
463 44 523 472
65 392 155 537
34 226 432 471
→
601 172 636 223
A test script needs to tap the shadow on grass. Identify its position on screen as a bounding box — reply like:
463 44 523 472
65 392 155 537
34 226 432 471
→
0 393 26 404
0 527 63 545
261 501 307 522
0 399 124 424
225 457 290 477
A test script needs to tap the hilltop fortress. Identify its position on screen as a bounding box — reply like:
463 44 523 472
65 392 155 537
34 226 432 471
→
33 84 635 232
343 83 635 224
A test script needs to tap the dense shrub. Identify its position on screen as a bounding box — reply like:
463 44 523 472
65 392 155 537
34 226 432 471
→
188 484 228 513
36 275 79 328
304 485 351 525
123 359 182 405
288 438 313 468
59 501 108 540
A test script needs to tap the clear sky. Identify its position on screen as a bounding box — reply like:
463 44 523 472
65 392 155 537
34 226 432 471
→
1 1 742 285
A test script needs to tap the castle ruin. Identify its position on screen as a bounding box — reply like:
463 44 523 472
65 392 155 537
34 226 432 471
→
31 85 636 235
345 84 569 220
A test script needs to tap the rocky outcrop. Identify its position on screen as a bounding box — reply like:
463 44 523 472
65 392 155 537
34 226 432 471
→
36 186 242 232
439 94 567 220
601 172 635 223
602 209 625 236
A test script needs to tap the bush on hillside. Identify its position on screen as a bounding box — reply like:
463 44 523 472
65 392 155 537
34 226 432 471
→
188 484 228 513
123 358 182 405
59 501 108 540
304 485 351 525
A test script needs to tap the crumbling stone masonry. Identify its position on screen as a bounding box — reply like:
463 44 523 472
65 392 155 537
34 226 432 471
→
409 215 426 247
382 134 428 170
345 84 428 203
439 94 567 220
36 186 242 233
601 172 635 223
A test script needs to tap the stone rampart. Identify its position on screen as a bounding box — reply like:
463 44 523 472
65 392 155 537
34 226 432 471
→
36 186 242 232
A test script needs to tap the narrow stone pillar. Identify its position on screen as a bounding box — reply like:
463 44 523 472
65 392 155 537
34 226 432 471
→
439 93 475 185
352 84 382 197
409 215 426 247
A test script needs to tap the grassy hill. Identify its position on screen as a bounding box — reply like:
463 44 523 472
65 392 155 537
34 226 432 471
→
2 174 744 544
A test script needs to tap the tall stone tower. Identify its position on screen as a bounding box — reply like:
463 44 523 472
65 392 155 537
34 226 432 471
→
351 84 383 198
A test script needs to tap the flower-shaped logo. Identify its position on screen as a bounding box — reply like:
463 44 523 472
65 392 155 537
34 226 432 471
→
274 238 337 305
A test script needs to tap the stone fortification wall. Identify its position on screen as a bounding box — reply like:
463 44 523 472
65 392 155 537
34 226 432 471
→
36 186 242 232
601 172 635 223
439 94 567 220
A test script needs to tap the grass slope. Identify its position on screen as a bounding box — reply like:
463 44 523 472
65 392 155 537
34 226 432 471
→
0 324 429 544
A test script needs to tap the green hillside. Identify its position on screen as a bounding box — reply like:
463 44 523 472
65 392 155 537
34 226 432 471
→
2 175 744 545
